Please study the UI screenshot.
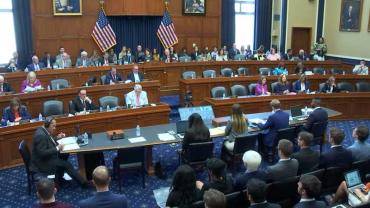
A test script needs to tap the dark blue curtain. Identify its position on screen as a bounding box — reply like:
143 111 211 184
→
221 0 235 47
254 0 272 51
107 16 163 54
280 0 287 53
316 0 325 42
12 0 33 69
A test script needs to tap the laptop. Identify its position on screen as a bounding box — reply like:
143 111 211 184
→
344 170 366 194
290 105 307 120
176 120 188 138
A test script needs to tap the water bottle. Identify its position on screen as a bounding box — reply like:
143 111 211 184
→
304 106 308 115
191 73 194 79
56 83 60 90
323 70 326 75
342 71 346 75
38 113 43 121
6 120 11 126
47 85 51 91
268 71 271 76
222 93 226 99
99 106 103 112
107 105 110 111
231 72 234 77
110 79 113 85
136 125 141 137
85 82 88 87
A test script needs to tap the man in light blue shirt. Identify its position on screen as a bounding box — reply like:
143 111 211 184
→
348 125 370 161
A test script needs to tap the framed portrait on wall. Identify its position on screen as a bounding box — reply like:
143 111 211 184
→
368 12 370 32
339 0 363 32
53 0 82 16
183 0 206 15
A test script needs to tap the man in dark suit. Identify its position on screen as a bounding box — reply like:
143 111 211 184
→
303 98 328 132
104 67 123 85
257 99 290 147
70 89 97 114
247 179 281 208
234 150 267 191
294 175 326 208
292 131 320 174
320 128 353 169
26 56 45 72
41 52 56 69
298 49 310 61
267 139 298 181
99 52 113 66
228 43 240 60
127 64 144 83
36 178 73 208
78 166 128 208
282 49 293 61
191 46 201 60
135 45 145 63
0 75 13 94
31 117 87 187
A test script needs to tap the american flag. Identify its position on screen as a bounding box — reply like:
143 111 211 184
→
157 10 178 49
91 9 116 52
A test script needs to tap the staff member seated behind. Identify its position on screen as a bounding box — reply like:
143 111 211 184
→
223 104 248 152
125 84 148 107
104 67 123 85
1 97 31 126
127 64 144 83
21 71 43 93
70 89 97 114
352 60 368 75
0 75 14 94
182 113 211 152
321 76 339 93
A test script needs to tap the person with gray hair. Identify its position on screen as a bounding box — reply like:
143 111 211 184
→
25 55 45 72
234 150 267 190
76 51 92 68
203 189 226 208
125 84 148 107
0 75 13 94
55 52 72 69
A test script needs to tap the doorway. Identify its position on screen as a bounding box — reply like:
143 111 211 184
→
291 27 311 55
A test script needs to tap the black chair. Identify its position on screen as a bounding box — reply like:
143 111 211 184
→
331 68 345 75
221 68 234 77
259 67 271 76
269 127 297 161
179 142 214 167
237 67 249 76
100 75 106 85
203 69 216 78
99 96 119 109
337 82 353 92
43 100 64 117
225 191 244 208
321 167 346 194
248 83 257 95
270 82 279 93
191 201 204 208
266 176 300 207
352 159 370 182
230 85 247 97
182 71 196 79
113 147 146 191
303 168 325 182
311 122 327 153
211 86 227 98
319 83 326 92
224 134 258 167
356 82 370 92
68 100 74 114
50 79 69 90
312 67 326 75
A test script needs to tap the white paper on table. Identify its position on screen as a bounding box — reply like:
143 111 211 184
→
47 173 72 181
157 133 176 141
209 127 226 137
128 137 146 143
63 143 80 151
249 118 266 125
57 137 77 145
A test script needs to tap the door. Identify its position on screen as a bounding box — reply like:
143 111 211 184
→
291 27 311 55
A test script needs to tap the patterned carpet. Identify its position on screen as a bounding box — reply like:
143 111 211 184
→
0 96 369 207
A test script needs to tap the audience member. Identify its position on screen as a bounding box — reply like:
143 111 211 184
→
228 43 240 60
247 179 281 208
267 48 281 61
347 125 370 161
125 84 148 107
298 49 310 61
75 51 92 68
118 46 127 63
1 97 31 126
303 98 328 132
211 47 219 60
90 50 101 66
169 46 179 61
274 74 292 95
55 47 65 61
152 48 160 61
70 89 97 114
332 180 370 205
352 60 368 75
162 48 173 63
203 189 226 208
144 48 152 62
319 128 353 169
0 75 13 94
272 62 288 75
254 45 265 61
282 49 293 61
216 48 228 61
104 67 123 85
127 64 144 83
295 61 307 74
293 74 310 93
291 131 320 174
135 45 145 62
21 71 43 93
321 76 340 93
267 139 298 181
182 113 211 152
78 166 128 208
234 151 267 191
55 53 72 69
179 47 189 58
255 76 271 96
108 48 118 64
294 175 326 208
200 158 234 194
191 46 201 61
126 48 134 64
36 178 73 208
223 104 248 152
245 44 253 59
100 52 112 66
41 52 56 69
25 56 45 72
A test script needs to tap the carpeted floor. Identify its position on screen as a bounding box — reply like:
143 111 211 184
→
0 95 369 208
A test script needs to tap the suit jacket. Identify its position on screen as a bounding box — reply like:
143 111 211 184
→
125 90 148 107
75 58 93 68
0 82 13 93
70 96 97 114
282 53 293 61
303 107 328 132
321 83 340 93
1 106 31 126
78 191 128 208
267 158 299 181
228 48 240 59
234 170 267 191
291 148 320 174
250 202 281 208
41 56 56 69
99 57 113 66
55 58 72 69
26 62 45 71
104 72 123 85
293 81 310 92
135 51 145 62
182 128 211 151
293 200 327 208
191 51 201 60
319 146 353 169
257 110 290 147
127 72 144 83
348 141 370 162
298 54 310 61
274 82 291 94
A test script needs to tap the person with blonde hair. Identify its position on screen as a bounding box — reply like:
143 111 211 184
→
223 104 248 152
21 71 42 92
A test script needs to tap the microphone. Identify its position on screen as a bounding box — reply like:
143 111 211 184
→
75 124 80 137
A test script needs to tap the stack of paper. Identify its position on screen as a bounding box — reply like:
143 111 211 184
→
158 133 176 141
210 126 226 137
128 137 146 143
58 137 80 151
249 118 266 125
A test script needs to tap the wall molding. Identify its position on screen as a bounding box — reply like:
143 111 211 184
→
326 54 367 65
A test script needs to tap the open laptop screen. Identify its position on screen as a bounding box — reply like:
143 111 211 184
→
178 105 215 121
345 170 362 188
290 105 303 118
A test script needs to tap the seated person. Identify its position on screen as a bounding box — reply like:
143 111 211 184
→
191 46 201 60
319 128 353 169
36 178 73 208
75 51 92 68
1 97 31 126
321 76 340 93
331 180 370 205
182 113 211 152
169 46 179 62
216 49 228 61
152 48 160 61
255 76 271 96
295 61 308 74
211 47 219 60
25 56 45 72
162 48 174 63
267 139 298 181
21 71 43 93
135 45 145 63
166 165 204 208
352 59 368 75
104 67 123 85
274 74 292 95
294 175 326 208
228 43 240 60
347 125 370 161
272 62 288 75
179 47 190 58
144 48 152 62
266 48 281 61
78 166 128 208
6 51 19 72
246 179 281 208
293 74 310 93
282 49 293 61
234 151 267 191
223 104 248 152
0 75 14 94
90 49 101 66
303 98 328 132
298 49 310 61
41 52 56 69
99 52 113 66
199 158 234 194
70 89 97 114
127 64 144 83
253 45 265 61
291 131 320 174
54 53 72 69
118 46 127 64
125 84 148 107
203 189 226 208
108 48 118 64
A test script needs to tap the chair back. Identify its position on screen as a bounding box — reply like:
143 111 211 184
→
100 75 106 84
182 71 196 79
311 122 327 138
187 142 214 163
43 100 64 117
99 96 119 108
352 159 370 181
259 67 271 75
18 140 31 175
319 83 326 92
266 176 300 207
191 201 204 208
203 69 216 78
337 82 353 92
211 86 227 98
116 147 145 164
237 67 249 75
322 167 345 194
270 82 280 93
331 68 345 75
303 168 325 182
68 100 74 114
275 127 297 145
221 68 234 77
225 191 242 208
50 79 69 90
230 85 247 97
312 67 325 75
356 82 370 92
233 134 258 155
248 83 257 95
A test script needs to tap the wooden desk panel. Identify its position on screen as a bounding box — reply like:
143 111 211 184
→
0 104 170 169
0 81 160 118
204 93 370 120
180 75 370 105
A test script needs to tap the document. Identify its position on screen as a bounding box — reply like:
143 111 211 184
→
153 187 170 208
249 118 266 125
63 143 80 151
128 137 146 143
158 133 176 141
209 126 226 137
58 137 80 151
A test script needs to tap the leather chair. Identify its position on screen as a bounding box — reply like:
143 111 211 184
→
203 69 216 78
100 75 106 85
179 141 214 167
319 83 326 92
266 176 300 207
230 85 247 97
352 159 370 182
211 86 227 98
237 67 249 76
312 67 326 75
303 168 325 182
269 127 297 162
322 167 346 194
182 71 196 79
331 68 345 75
270 82 280 94
337 82 353 92
223 134 258 168
248 83 257 95
43 100 64 117
50 79 69 90
259 67 272 76
99 96 119 109
220 68 234 77
356 82 370 92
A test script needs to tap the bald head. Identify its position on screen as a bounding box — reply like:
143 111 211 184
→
92 166 110 188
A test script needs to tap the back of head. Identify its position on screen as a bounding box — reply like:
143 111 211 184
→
92 166 110 188
242 150 262 172
203 189 226 208
330 127 345 145
247 179 267 203
356 125 369 142
298 131 313 146
36 178 55 202
206 158 226 179
172 165 196 192
311 97 321 107
299 175 322 198
278 139 293 157
270 99 281 109
188 113 207 135
231 103 247 134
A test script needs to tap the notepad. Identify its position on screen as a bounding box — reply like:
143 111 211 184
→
57 137 77 145
63 143 80 151
249 118 266 125
158 133 176 141
128 137 146 143
209 126 226 137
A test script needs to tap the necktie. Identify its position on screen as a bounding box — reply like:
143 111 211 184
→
35 64 39 71
136 95 140 106
0 84 3 92
62 61 65 69
83 60 86 67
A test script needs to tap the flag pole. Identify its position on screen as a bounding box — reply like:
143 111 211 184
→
99 0 105 9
